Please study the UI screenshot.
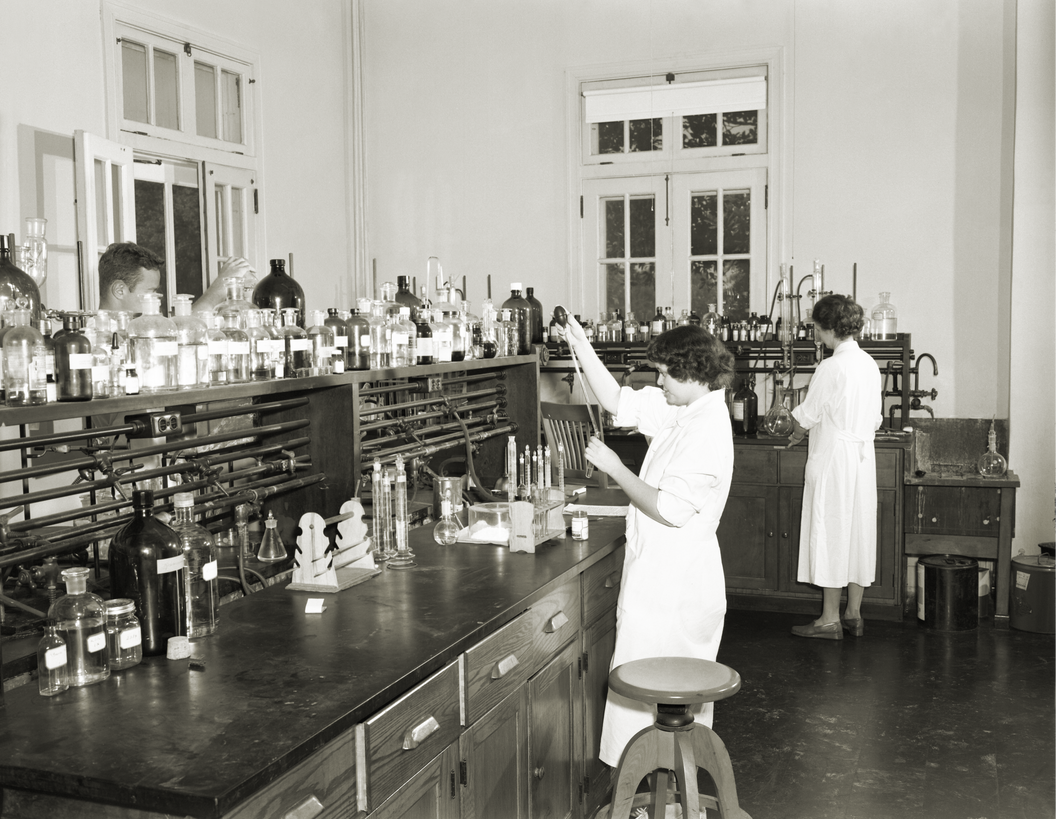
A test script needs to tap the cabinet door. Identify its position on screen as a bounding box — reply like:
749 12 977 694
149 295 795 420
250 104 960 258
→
581 608 617 819
528 640 581 819
717 483 779 590
371 742 459 819
460 686 529 819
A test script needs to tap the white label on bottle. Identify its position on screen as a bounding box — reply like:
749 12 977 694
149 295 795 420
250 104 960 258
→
361 334 370 347
335 335 348 348
333 359 345 373
572 514 589 540
157 555 187 574
260 339 281 354
208 340 229 355
45 645 67 670
87 632 106 653
203 560 218 581
155 341 178 356
228 341 250 355
120 626 142 649
318 347 335 359
275 362 285 378
418 337 434 357
392 331 408 346
92 365 109 382
290 339 311 351
68 353 93 369
733 401 744 421
197 344 209 360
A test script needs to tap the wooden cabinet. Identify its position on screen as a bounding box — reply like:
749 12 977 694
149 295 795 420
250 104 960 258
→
528 640 581 819
369 744 459 819
459 684 529 819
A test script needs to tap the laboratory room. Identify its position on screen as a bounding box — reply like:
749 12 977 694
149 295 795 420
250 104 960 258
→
0 1 1052 818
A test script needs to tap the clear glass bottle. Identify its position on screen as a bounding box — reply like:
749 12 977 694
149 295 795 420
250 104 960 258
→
677 308 692 327
259 309 286 377
109 489 188 656
213 278 255 327
305 310 334 375
762 380 796 437
499 308 517 357
220 309 251 383
245 309 275 381
432 499 460 546
870 292 898 340
38 316 57 403
206 313 230 385
431 308 453 363
624 311 639 343
977 419 1008 478
731 375 758 436
252 258 305 327
54 313 93 401
88 318 112 399
500 284 532 355
463 300 483 359
129 293 178 393
103 598 142 670
480 299 498 359
324 308 349 374
346 307 371 370
3 307 47 406
443 308 465 362
48 567 109 686
37 623 69 696
413 306 434 365
278 307 311 377
368 300 392 368
171 294 209 389
701 304 721 337
21 216 48 288
170 492 219 638
392 307 417 367
650 307 665 336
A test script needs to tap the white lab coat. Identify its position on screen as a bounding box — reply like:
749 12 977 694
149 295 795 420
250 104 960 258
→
791 340 883 588
599 386 733 767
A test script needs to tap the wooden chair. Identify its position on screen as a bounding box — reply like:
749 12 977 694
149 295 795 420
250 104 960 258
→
541 401 609 488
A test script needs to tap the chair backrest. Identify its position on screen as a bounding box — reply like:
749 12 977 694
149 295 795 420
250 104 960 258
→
540 402 609 488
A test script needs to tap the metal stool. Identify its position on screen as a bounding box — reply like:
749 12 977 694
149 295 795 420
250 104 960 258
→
598 657 751 819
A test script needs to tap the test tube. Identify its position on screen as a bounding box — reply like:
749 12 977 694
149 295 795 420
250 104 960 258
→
556 441 565 494
371 460 389 563
544 446 552 489
507 436 517 504
388 455 416 568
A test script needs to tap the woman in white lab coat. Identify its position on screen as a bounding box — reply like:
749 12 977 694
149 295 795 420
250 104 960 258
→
553 316 735 768
787 295 882 640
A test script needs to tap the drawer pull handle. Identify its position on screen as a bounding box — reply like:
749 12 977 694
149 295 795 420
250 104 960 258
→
534 766 546 780
402 715 441 750
544 612 569 634
492 653 520 679
284 795 325 819
604 573 620 589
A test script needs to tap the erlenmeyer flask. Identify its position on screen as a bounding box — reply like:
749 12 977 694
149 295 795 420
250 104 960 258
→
257 512 288 563
763 380 796 437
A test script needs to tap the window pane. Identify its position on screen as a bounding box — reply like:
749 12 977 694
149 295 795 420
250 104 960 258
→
229 187 245 258
595 121 623 155
690 260 718 318
723 190 751 254
220 70 243 144
604 263 625 315
603 198 624 259
691 192 717 256
629 118 661 152
121 40 149 124
629 197 655 258
629 263 655 322
134 179 169 315
153 49 179 130
682 114 717 149
92 160 109 245
723 259 750 320
214 189 226 258
173 184 204 298
722 111 758 146
195 62 218 139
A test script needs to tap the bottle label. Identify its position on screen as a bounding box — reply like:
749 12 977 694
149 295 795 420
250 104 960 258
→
92 365 109 382
208 340 229 355
733 401 744 421
318 346 336 359
227 341 250 355
333 359 345 374
87 631 106 653
203 560 218 581
335 335 348 348
418 337 434 357
120 626 142 649
157 555 187 575
572 513 589 540
197 345 210 360
68 353 93 369
290 339 311 351
392 331 408 346
45 644 67 670
155 341 178 356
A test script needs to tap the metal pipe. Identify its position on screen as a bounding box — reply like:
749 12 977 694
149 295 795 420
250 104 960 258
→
358 399 500 433
358 380 429 398
363 423 515 468
358 387 501 417
361 417 489 452
182 397 310 424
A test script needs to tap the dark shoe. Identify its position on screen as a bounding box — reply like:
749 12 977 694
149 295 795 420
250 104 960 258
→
791 620 843 640
841 617 865 637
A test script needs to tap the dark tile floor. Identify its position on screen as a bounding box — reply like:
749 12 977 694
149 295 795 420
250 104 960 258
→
712 610 1055 819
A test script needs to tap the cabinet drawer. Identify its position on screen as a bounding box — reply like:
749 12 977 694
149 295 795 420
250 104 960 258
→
226 727 357 819
529 578 581 669
778 450 806 485
734 448 779 484
582 545 625 627
875 449 900 488
358 660 460 812
464 611 534 725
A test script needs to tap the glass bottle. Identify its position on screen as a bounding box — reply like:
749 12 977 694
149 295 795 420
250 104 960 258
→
431 308 453 362
638 316 651 342
259 309 286 377
762 380 796 437
21 216 48 288
3 307 47 406
977 419 1008 478
731 375 758 436
103 599 143 670
394 275 422 309
443 308 465 362
432 499 460 546
305 310 334 375
37 623 69 696
701 304 721 337
38 316 57 403
170 295 209 389
325 308 349 374
109 489 188 656
870 292 897 340
748 312 760 341
213 278 255 327
128 293 178 393
48 567 109 686
346 307 371 370
206 314 230 385
525 287 544 346
650 307 665 336
463 300 484 359
480 299 498 359
499 308 518 356
624 311 639 343
54 313 93 401
245 309 275 380
413 306 434 365
220 309 251 383
500 284 532 355
393 307 417 367
87 316 112 399
252 258 305 327
0 235 42 321
363 300 389 368
278 307 311 377
170 492 219 638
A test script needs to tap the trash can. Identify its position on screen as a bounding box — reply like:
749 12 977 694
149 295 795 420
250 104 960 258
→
1010 555 1055 634
917 555 978 630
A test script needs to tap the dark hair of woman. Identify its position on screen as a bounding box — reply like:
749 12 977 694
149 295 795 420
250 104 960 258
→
812 294 865 339
647 324 736 390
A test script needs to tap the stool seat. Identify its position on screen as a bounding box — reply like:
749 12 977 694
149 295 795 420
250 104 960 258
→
608 657 741 706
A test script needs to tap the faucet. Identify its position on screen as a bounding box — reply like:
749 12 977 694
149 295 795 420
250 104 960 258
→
907 353 938 416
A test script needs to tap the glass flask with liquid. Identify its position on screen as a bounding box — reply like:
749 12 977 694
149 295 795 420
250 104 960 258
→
762 381 796 438
128 293 178 393
3 307 47 407
977 419 1008 478
48 567 109 687
433 499 460 546
870 292 898 340
170 492 220 638
37 623 69 696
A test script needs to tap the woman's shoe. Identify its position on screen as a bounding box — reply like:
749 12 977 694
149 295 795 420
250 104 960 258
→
841 617 865 637
791 620 843 640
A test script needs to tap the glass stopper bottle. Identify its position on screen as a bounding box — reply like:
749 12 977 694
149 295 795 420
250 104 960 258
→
170 492 219 638
346 307 371 370
413 306 434 365
171 294 209 389
48 567 109 687
731 375 758 436
430 308 451 362
128 293 178 393
252 258 305 327
38 316 57 403
206 313 230 384
3 307 48 407
37 623 69 696
54 313 93 401
500 283 532 355
394 275 422 309
367 301 392 368
432 499 460 546
213 277 255 327
393 307 417 367
245 308 275 380
870 292 898 340
278 307 311 377
305 310 335 375
109 489 188 656
103 599 143 670
701 304 721 337
221 308 251 383
651 307 665 337
325 308 349 374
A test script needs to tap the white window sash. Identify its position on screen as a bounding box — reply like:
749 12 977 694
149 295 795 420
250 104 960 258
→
584 76 766 123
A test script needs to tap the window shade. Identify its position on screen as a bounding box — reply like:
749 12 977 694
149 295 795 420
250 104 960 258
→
583 76 766 123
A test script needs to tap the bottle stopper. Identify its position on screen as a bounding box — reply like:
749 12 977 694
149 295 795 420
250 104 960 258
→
166 636 191 660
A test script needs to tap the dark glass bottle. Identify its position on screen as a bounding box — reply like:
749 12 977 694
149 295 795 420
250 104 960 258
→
54 314 93 401
394 276 422 309
500 284 532 355
252 259 305 328
345 308 370 370
109 490 187 656
413 307 434 365
525 287 544 345
324 308 349 373
731 375 758 436
0 234 42 321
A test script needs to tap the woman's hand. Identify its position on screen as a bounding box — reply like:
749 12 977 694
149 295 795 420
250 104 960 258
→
551 309 589 350
584 436 622 474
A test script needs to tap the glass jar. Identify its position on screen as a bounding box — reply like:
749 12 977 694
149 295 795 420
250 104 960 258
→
128 293 178 393
278 308 311 377
244 309 275 380
37 624 69 697
206 314 230 384
252 258 305 327
571 508 589 541
171 294 209 389
870 292 898 340
3 307 47 407
170 492 219 638
48 567 109 686
500 284 532 355
103 598 143 670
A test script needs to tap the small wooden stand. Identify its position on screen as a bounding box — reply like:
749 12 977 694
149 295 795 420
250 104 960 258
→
287 499 380 593
509 490 567 554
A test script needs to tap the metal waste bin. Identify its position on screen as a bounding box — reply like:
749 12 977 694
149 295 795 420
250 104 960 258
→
917 555 978 630
1010 555 1055 634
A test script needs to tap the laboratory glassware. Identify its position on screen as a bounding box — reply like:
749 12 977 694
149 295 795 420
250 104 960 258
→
3 307 47 407
36 624 68 696
252 258 305 327
54 313 93 401
387 455 416 568
103 599 143 670
171 294 209 389
170 492 220 638
762 380 796 437
977 418 1008 478
48 567 109 686
870 292 898 340
0 235 41 320
128 293 178 393
731 376 758 436
432 499 460 546
21 216 48 287
257 511 287 562
501 283 532 355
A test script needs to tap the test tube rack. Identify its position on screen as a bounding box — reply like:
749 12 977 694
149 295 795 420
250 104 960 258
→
288 499 380 593
509 489 568 554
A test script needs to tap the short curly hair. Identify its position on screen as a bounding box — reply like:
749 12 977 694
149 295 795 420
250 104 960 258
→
98 242 164 295
812 295 865 339
646 324 735 390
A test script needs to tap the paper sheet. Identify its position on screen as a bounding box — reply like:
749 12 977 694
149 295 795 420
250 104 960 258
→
563 504 629 517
